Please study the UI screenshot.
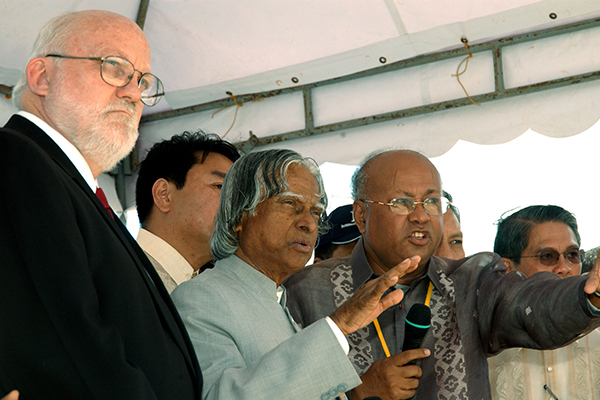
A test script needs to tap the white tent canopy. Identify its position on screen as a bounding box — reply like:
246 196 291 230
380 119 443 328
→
3 1 600 149
2 0 600 253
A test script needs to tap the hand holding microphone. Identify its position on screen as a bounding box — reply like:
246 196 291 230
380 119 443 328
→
402 303 431 365
350 303 431 400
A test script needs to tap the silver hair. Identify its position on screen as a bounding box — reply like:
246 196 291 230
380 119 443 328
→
350 149 387 200
12 12 82 108
210 149 328 260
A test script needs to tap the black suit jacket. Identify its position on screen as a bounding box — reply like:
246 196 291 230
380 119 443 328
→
0 115 202 399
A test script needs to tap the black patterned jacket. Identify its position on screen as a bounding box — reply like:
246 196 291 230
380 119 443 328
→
284 238 600 400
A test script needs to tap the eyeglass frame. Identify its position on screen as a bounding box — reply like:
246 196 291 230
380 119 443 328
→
45 54 164 106
359 197 450 216
519 248 584 266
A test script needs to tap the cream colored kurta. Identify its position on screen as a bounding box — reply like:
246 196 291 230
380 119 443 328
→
136 228 195 293
489 328 600 400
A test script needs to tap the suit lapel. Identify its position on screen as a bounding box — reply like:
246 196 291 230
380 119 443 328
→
4 116 110 217
4 115 200 380
112 219 200 376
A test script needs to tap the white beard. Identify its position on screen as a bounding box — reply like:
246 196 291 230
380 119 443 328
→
45 79 140 172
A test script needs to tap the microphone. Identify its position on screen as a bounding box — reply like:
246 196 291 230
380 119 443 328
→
402 303 431 362
363 397 383 400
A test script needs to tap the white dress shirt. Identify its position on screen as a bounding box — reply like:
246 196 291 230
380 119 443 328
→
17 111 96 191
136 228 195 293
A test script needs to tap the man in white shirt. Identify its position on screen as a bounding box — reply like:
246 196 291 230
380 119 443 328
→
490 204 600 400
135 131 240 292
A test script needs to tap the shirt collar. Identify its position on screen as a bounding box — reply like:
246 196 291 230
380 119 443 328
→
137 228 195 284
351 236 434 292
276 286 285 304
350 237 377 291
214 255 280 303
17 111 96 191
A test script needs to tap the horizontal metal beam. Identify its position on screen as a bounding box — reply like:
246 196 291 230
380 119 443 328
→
141 86 301 124
141 16 600 126
139 15 600 153
234 69 600 148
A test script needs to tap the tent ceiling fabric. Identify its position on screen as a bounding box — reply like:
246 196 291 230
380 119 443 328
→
2 0 600 109
148 0 600 109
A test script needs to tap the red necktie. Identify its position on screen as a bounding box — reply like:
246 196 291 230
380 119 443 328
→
95 187 114 220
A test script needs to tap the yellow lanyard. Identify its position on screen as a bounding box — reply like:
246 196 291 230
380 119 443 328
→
373 281 433 358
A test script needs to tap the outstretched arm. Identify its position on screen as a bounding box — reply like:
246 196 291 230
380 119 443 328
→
584 255 600 308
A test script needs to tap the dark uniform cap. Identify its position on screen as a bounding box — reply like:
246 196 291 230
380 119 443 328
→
315 204 361 253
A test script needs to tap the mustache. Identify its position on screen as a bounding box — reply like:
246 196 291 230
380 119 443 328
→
101 101 138 119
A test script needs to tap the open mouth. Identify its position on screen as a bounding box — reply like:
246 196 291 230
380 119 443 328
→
291 240 312 252
410 231 429 244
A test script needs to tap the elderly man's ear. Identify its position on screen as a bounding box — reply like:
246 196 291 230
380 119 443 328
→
235 212 249 233
26 58 51 96
501 257 516 273
353 201 367 234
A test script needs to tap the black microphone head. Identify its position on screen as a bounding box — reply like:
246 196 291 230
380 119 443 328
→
402 303 431 352
363 397 383 400
406 303 431 326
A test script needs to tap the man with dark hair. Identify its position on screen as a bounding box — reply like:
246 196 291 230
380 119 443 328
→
488 205 600 399
285 149 600 400
494 205 581 277
314 204 362 262
172 149 428 399
434 190 465 260
0 10 201 399
135 131 240 292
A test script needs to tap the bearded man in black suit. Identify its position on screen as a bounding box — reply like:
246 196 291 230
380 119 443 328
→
0 10 202 400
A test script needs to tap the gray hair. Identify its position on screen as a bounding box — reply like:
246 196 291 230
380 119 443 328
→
350 149 387 200
12 12 89 107
210 149 328 260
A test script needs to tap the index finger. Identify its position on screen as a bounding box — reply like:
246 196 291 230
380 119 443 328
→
584 256 600 294
383 256 421 281
360 256 420 312
389 348 431 366
368 256 420 296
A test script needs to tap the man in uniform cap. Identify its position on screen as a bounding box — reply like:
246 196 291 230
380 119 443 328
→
314 204 362 262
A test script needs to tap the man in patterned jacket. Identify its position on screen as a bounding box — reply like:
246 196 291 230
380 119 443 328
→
284 149 600 400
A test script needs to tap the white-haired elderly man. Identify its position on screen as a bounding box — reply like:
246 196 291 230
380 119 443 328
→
1 10 200 400
171 149 429 400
